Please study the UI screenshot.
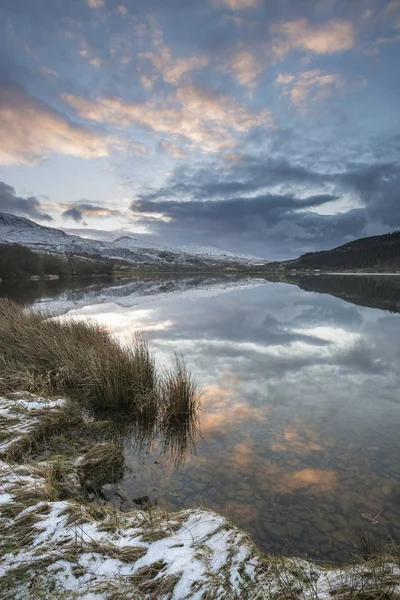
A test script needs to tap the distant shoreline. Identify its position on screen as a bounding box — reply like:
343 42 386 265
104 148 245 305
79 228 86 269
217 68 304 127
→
322 272 400 276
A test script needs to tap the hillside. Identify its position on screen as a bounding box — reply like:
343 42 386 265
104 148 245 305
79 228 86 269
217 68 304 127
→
0 213 267 272
288 231 400 272
289 273 400 313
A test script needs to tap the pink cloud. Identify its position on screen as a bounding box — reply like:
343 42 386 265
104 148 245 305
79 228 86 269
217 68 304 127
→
272 18 355 57
0 85 109 166
210 0 260 10
63 86 273 153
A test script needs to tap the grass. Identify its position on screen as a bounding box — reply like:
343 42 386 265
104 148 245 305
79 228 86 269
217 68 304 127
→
78 442 124 490
0 299 201 421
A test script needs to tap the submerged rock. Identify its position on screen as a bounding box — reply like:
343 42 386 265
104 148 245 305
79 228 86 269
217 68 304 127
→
133 495 151 507
119 500 134 512
100 483 116 501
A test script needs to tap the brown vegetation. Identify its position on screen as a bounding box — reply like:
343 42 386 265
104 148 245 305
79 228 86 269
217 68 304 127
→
0 299 201 419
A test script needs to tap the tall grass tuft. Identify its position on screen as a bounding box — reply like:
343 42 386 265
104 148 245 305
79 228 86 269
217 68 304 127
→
160 354 202 421
0 300 201 421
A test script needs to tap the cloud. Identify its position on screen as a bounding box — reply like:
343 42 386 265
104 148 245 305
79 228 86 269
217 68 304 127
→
137 24 209 87
364 35 400 55
0 84 109 166
124 150 400 258
160 140 187 159
271 19 355 57
341 162 400 227
210 0 260 10
385 0 400 25
63 86 273 153
86 0 104 8
131 193 338 225
140 49 209 87
62 207 83 223
0 181 53 221
226 51 264 88
62 202 122 222
277 70 344 112
129 191 366 259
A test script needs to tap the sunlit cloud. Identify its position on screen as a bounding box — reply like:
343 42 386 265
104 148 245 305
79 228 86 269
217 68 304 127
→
61 202 123 223
276 69 344 112
271 19 355 57
63 86 273 152
0 84 109 166
89 57 102 69
137 24 209 87
210 0 260 10
160 140 187 159
140 50 209 86
86 0 104 8
226 50 264 88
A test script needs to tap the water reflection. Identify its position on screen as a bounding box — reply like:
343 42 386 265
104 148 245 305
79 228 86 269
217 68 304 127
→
4 274 400 562
120 406 201 471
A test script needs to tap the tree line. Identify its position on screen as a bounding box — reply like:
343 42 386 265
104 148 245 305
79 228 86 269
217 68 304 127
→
0 243 114 280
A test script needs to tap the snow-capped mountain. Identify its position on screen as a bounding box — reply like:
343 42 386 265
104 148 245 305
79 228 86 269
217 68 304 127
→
0 213 267 270
112 235 264 264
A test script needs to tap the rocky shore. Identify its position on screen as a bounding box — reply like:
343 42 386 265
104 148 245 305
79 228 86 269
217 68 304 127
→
1 393 400 599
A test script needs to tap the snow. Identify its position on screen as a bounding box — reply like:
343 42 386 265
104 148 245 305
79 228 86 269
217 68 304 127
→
33 274 266 317
113 234 264 262
0 394 66 455
0 211 269 270
1 394 400 598
0 455 259 598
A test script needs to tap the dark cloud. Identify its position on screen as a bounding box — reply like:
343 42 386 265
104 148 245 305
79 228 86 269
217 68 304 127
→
62 207 83 223
138 158 327 203
341 162 400 227
0 182 52 221
62 202 122 222
128 152 399 258
132 193 337 224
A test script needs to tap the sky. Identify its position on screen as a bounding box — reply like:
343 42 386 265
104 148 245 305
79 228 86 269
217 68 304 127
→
0 0 399 259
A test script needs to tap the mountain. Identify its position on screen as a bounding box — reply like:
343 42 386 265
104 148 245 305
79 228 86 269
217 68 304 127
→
112 235 263 264
0 213 267 271
286 231 400 272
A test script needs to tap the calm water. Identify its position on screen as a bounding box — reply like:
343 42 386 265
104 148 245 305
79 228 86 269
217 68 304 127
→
2 274 400 562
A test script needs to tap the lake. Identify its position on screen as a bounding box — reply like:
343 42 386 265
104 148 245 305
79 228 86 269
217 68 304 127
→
2 273 400 563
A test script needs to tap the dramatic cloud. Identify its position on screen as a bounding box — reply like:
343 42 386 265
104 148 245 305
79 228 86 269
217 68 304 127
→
126 153 400 258
0 84 109 166
0 182 52 221
131 193 338 225
63 86 273 152
129 191 366 258
277 70 344 112
271 19 355 57
0 0 398 256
